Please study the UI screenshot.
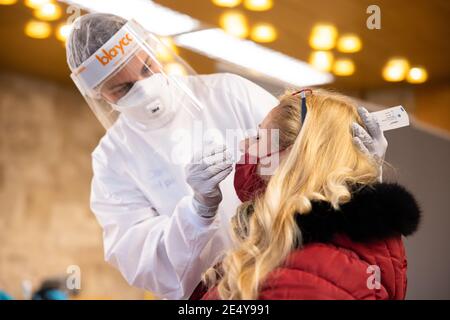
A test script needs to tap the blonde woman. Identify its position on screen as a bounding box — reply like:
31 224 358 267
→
202 89 421 300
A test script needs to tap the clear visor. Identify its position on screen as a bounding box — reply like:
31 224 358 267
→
70 20 206 130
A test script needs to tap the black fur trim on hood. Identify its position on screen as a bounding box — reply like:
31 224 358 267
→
295 183 421 244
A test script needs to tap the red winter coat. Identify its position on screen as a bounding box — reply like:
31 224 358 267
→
201 183 420 300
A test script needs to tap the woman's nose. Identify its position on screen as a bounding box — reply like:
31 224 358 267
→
239 138 248 153
239 136 257 153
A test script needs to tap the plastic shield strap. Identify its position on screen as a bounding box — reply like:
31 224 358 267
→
70 19 207 130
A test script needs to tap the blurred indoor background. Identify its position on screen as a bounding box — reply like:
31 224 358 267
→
0 0 449 299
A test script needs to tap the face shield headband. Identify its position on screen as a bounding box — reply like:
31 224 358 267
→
70 19 151 98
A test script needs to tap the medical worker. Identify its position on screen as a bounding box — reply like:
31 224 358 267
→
65 13 388 299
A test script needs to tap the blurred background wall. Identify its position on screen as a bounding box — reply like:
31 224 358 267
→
0 0 449 299
0 72 145 299
382 122 450 299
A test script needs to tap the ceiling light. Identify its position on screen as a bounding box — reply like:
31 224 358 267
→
56 23 72 42
176 28 333 87
33 2 62 21
165 62 188 76
244 0 273 11
24 20 52 39
61 0 200 36
250 23 277 43
0 0 18 5
219 11 249 38
24 0 51 9
407 66 428 84
337 34 362 53
382 58 410 82
156 37 179 62
309 51 334 72
61 0 332 87
332 58 355 76
309 23 338 50
212 0 242 8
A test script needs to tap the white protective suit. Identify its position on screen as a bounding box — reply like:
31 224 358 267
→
90 73 278 299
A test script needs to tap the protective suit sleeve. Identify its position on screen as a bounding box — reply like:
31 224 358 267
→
90 153 220 299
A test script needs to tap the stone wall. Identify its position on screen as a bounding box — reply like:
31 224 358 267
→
0 72 145 299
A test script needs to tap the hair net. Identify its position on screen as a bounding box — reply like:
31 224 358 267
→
66 13 128 71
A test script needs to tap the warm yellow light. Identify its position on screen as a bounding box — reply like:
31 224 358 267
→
407 67 428 84
24 20 52 39
309 51 334 72
333 58 355 76
212 0 242 8
165 62 187 76
156 37 179 62
382 58 410 82
337 34 362 53
56 23 72 42
219 11 249 38
33 2 62 21
24 0 51 9
250 23 277 43
309 23 338 50
0 0 18 5
244 0 273 11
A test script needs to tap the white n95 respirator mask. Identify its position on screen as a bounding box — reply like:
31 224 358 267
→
111 73 176 130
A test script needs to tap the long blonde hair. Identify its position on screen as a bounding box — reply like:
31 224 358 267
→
205 89 380 300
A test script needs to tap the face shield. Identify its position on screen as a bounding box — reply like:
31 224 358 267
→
70 19 205 130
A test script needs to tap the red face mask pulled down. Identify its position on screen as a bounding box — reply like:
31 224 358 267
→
234 152 268 202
